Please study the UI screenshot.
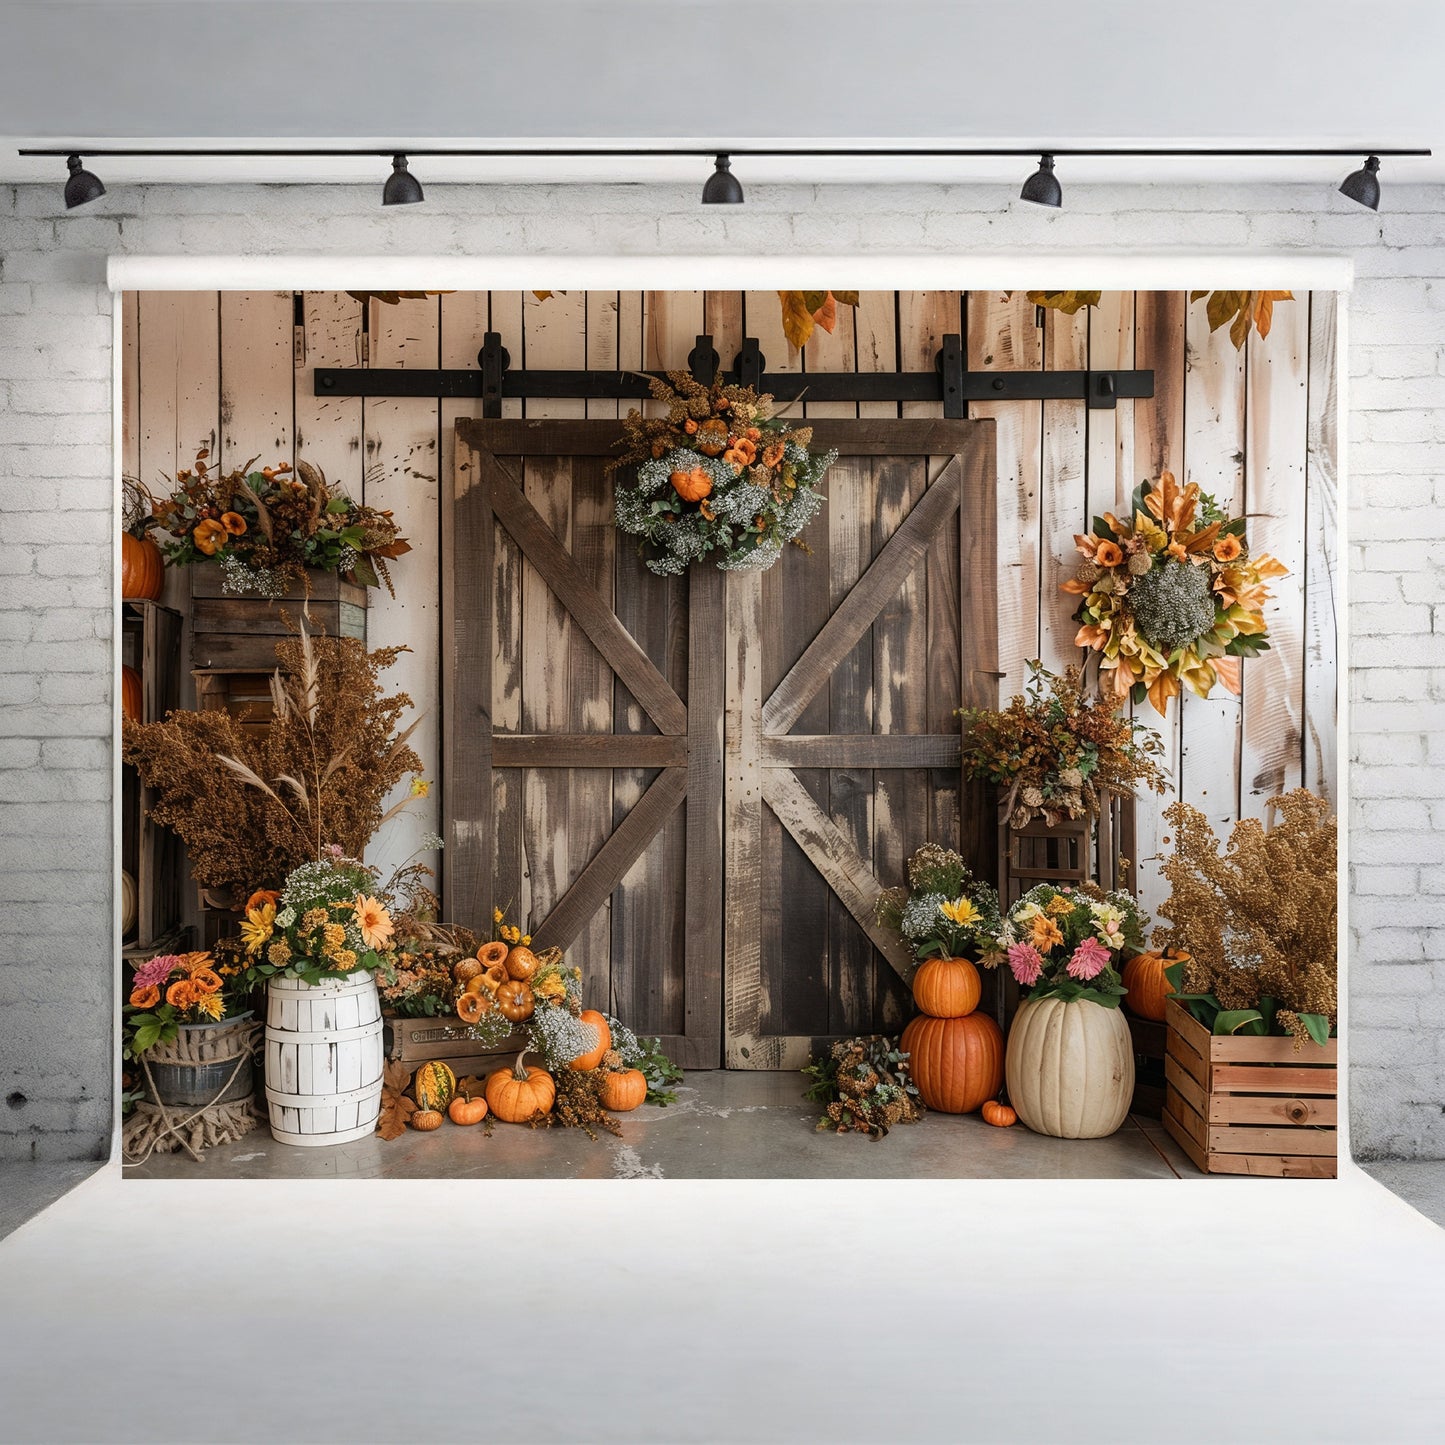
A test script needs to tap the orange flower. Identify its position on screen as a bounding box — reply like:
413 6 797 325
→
353 895 394 951
191 968 224 995
1030 915 1065 953
1167 540 1188 562
1075 623 1110 650
763 441 785 468
734 438 757 464
220 511 248 536
192 518 228 555
744 427 762 442
181 951 217 978
722 447 747 473
166 978 198 1009
684 418 699 434
1213 534 1243 562
245 889 281 914
129 985 160 1010
1094 540 1124 568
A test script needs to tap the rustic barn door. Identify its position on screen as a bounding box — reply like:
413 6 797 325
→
724 420 997 1067
446 417 996 1072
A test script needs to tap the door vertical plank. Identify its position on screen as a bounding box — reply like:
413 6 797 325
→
704 290 743 377
1303 292 1339 805
724 569 776 1067
1179 288 1247 837
1039 304 1090 675
1241 293 1310 818
219 291 292 471
141 291 220 481
1130 291 1187 906
1085 292 1136 521
853 291 900 421
363 295 441 886
959 422 1001 878
121 291 140 480
444 430 492 926
297 293 364 494
518 291 585 935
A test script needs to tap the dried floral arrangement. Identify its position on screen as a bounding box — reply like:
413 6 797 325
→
123 950 245 1057
876 843 1001 962
609 371 834 575
960 661 1168 829
141 448 410 597
122 622 426 899
987 883 1149 1008
802 1035 924 1139
1153 790 1337 1048
1064 473 1288 715
377 922 480 1018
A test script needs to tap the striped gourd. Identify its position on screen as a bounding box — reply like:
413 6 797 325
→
413 1060 457 1113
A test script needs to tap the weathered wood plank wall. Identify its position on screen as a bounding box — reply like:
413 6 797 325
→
122 290 1338 922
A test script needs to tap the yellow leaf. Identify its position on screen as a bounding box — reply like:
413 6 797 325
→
1025 290 1101 315
811 291 838 335
532 290 554 301
832 291 860 308
778 290 816 350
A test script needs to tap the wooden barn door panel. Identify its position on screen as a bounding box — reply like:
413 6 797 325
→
726 420 998 1068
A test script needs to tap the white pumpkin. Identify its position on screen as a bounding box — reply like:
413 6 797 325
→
120 869 137 938
1005 995 1135 1139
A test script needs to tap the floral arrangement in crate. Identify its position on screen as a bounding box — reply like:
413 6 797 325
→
985 883 1149 1009
960 661 1167 830
1153 788 1336 1048
609 371 834 575
1064 472 1288 715
123 950 246 1058
141 447 410 597
875 843 1001 963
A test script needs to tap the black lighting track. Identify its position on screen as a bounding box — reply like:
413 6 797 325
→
313 333 1154 419
17 146 1434 159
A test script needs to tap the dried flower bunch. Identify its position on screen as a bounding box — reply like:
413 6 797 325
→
987 883 1148 1008
142 447 410 598
1153 790 1337 1048
377 922 479 1018
122 622 426 898
1064 472 1288 715
610 371 834 575
123 950 243 1056
961 662 1167 830
802 1035 924 1139
876 843 1001 962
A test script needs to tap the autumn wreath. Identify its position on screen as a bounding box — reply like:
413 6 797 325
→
1064 472 1288 715
609 371 834 576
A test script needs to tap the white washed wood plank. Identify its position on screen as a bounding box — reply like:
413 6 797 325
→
1085 292 1135 522
1304 292 1339 806
1039 304 1089 675
219 291 292 471
139 291 220 485
296 292 364 494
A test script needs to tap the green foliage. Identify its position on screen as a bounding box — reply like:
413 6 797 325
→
803 1035 923 1139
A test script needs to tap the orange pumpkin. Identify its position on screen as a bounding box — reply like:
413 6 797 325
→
505 945 540 982
411 1109 444 1132
1122 949 1182 1022
454 957 483 985
121 665 143 723
599 1068 647 1112
911 957 982 1019
480 961 509 994
448 1089 488 1126
981 1100 1017 1128
121 533 165 601
901 1011 1004 1115
670 468 713 504
495 979 535 1023
485 1054 556 1123
568 1010 611 1072
695 418 729 456
455 990 492 1026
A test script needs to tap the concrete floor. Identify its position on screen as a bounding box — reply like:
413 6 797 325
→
0 1160 105 1241
124 1070 1194 1180
1364 1160 1445 1230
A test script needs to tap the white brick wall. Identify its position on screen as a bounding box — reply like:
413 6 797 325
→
1 179 1438 1160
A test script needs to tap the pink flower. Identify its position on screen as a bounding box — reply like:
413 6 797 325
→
1066 936 1112 981
1007 943 1044 987
132 953 181 990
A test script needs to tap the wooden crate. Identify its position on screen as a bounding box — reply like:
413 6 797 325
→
1127 1013 1167 1118
190 567 367 672
384 1014 526 1083
997 797 1132 906
1162 997 1337 1178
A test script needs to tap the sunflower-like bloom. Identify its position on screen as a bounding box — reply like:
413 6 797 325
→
352 895 394 950
1029 914 1065 954
939 896 981 929
239 902 276 956
194 992 225 1022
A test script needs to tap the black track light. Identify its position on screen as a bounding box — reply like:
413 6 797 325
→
63 154 105 209
382 153 424 206
1339 154 1382 210
1020 153 1062 208
701 154 744 205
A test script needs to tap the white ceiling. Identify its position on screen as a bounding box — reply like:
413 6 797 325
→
1 0 1442 186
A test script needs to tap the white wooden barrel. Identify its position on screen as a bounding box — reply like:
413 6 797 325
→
265 972 384 1146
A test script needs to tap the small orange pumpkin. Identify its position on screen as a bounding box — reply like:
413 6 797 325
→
695 418 729 456
911 957 982 1019
1122 949 1183 1023
981 1100 1017 1128
120 532 165 601
568 1010 611 1072
495 979 535 1023
505 946 540 982
599 1068 647 1112
410 1109 444 1132
455 990 492 1025
670 467 713 503
121 666 143 723
485 1053 556 1123
447 1089 488 1126
476 939 509 969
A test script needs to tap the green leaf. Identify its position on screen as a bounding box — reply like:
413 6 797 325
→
800 290 829 313
325 497 350 514
1299 1013 1333 1047
1213 1009 1266 1036
1162 958 1189 996
832 291 860 308
1130 682 1148 706
349 554 380 589
1092 516 1114 539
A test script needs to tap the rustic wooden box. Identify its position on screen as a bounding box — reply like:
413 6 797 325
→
1162 997 1337 1178
190 567 367 672
384 1014 525 1083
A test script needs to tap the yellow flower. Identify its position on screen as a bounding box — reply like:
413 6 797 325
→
521 934 532 945
239 902 276 957
352 895 394 950
301 908 329 933
1030 915 1066 952
1046 895 1075 917
939 897 981 928
333 949 358 972
267 940 293 966
410 777 431 798
194 993 225 1022
534 974 566 999
493 908 504 924
324 923 348 952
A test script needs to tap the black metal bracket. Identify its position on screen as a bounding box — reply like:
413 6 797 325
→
314 332 1153 417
